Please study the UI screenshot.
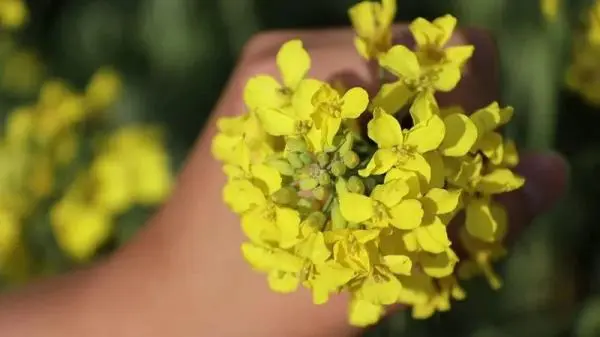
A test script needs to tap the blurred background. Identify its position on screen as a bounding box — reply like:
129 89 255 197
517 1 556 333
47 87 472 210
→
0 0 599 336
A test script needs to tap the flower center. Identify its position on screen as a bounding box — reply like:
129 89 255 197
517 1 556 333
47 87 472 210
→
294 119 313 134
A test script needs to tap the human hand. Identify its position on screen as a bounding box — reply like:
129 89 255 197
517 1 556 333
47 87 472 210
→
101 25 568 337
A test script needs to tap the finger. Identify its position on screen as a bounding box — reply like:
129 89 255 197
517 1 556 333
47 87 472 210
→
496 151 569 243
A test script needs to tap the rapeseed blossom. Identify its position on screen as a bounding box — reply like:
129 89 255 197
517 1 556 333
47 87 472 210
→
566 0 600 105
212 3 524 327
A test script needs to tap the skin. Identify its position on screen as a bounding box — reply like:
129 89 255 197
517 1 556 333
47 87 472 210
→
0 25 568 337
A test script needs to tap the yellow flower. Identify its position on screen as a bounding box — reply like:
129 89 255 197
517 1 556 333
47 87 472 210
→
255 79 325 152
0 0 27 29
85 67 122 111
326 228 380 274
457 225 507 289
212 112 273 168
541 0 559 22
311 83 369 147
468 102 514 165
358 107 445 182
348 0 397 60
409 15 474 67
0 208 19 265
373 44 463 113
244 40 311 111
51 199 112 262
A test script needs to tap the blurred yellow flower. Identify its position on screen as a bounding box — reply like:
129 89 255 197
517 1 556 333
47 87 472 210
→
0 0 27 30
349 0 396 60
541 0 559 22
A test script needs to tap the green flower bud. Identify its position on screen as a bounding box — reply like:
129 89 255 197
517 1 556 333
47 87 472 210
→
299 152 313 165
297 197 319 211
299 178 319 191
271 187 296 205
318 171 331 186
316 153 330 168
306 211 327 229
267 159 295 176
313 186 327 200
342 151 360 169
287 152 304 169
331 161 347 177
348 176 365 194
364 177 377 192
286 138 307 152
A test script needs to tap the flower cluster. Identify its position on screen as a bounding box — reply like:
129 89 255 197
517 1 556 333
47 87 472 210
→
566 0 600 106
212 1 524 327
0 68 173 283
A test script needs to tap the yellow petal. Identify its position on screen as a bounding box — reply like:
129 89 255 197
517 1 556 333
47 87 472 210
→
433 65 461 92
399 152 431 185
380 0 397 26
243 75 287 110
358 148 397 177
416 217 450 253
241 242 275 272
223 180 266 214
370 179 410 207
476 169 525 194
277 40 311 89
256 107 296 136
276 207 301 247
268 271 299 293
292 79 323 118
445 45 474 66
476 132 504 165
384 255 413 275
348 1 377 38
323 115 342 148
422 188 462 215
349 299 384 327
367 107 404 148
465 198 497 242
390 199 424 229
372 81 413 114
379 45 420 79
404 115 445 153
409 92 437 124
502 139 519 167
432 15 457 46
339 192 374 223
470 102 503 134
250 164 282 195
354 37 371 60
439 113 478 157
420 250 458 278
341 87 369 119
423 152 445 189
409 18 440 47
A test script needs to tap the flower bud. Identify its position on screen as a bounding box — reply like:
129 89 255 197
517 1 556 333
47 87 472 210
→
316 153 330 167
287 152 304 169
286 138 307 152
318 171 331 186
299 178 319 191
299 152 313 165
271 187 295 205
267 159 294 176
364 177 377 192
306 211 327 229
312 186 327 200
331 161 347 177
348 176 365 194
342 151 360 169
297 197 319 211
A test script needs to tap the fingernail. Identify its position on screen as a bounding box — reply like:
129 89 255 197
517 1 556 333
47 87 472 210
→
518 151 569 215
